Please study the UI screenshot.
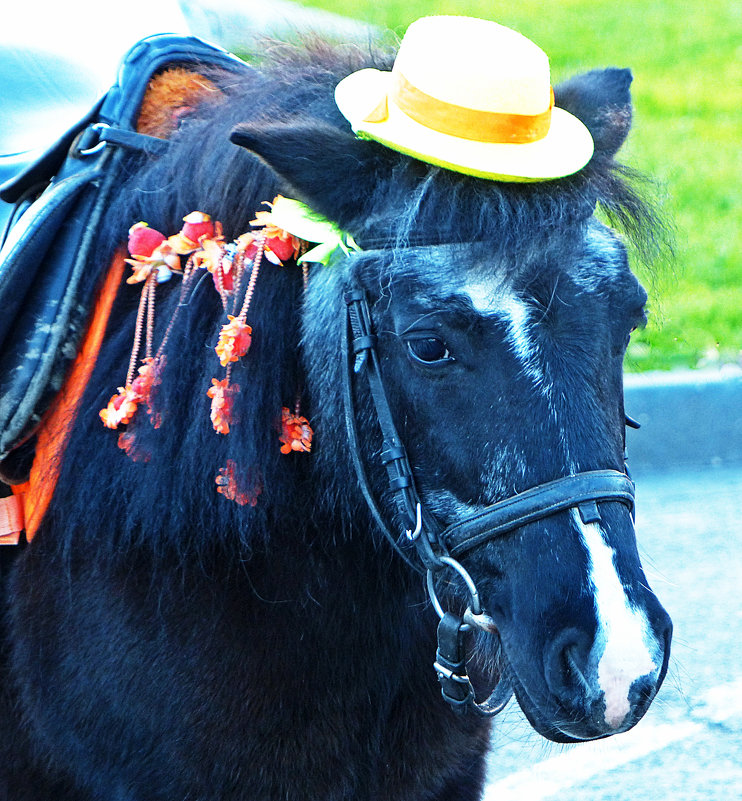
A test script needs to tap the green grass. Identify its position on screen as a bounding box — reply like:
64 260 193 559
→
296 0 742 371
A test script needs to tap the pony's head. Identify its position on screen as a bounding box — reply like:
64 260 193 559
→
231 61 671 741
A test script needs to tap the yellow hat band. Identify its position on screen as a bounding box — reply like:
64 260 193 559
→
364 71 555 145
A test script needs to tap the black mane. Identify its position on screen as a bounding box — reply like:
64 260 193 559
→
49 38 664 560
99 40 663 259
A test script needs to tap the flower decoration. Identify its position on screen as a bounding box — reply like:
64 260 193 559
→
167 211 218 254
279 407 313 454
128 222 166 257
194 237 236 292
181 211 216 244
125 222 181 284
251 195 361 266
250 199 303 264
215 460 262 506
215 316 253 367
103 196 343 505
207 378 240 435
99 385 141 429
130 356 158 407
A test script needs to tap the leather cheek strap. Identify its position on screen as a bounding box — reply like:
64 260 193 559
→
442 470 635 558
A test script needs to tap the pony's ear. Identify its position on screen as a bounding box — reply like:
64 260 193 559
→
555 68 634 159
230 119 391 229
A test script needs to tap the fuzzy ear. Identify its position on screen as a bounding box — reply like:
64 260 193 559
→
230 119 392 230
554 68 634 159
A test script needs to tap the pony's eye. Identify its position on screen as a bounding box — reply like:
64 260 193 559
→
406 336 453 365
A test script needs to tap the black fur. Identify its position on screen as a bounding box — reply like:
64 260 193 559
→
1 37 671 800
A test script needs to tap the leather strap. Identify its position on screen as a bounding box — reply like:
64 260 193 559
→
344 288 445 570
341 294 422 574
443 470 635 558
435 612 475 709
20 251 126 541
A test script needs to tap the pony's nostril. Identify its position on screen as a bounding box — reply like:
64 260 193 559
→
544 628 594 706
628 673 657 718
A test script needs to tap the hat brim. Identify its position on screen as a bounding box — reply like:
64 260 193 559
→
335 69 594 183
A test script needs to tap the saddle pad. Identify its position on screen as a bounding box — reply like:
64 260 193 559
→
0 34 248 478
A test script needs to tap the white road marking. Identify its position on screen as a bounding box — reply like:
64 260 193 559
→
484 677 742 801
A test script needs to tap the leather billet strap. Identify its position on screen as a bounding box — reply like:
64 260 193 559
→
443 470 635 558
343 288 443 572
434 612 476 709
434 612 514 717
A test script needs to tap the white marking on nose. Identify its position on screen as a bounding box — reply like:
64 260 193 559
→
572 510 660 729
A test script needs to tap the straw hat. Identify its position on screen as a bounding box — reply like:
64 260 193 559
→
335 16 594 182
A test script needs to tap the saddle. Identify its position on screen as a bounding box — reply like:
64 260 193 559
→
0 33 250 542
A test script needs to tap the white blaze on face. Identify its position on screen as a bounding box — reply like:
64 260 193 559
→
463 281 546 389
572 509 660 729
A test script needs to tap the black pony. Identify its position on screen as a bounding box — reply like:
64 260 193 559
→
1 34 671 801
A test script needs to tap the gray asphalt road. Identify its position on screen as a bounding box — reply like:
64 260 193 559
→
484 463 742 801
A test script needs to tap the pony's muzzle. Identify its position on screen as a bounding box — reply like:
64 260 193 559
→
543 612 671 737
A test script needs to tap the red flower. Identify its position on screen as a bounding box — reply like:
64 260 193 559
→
215 316 252 367
181 211 215 245
207 378 240 435
279 407 313 454
215 460 262 506
168 213 221 255
265 234 300 263
128 222 166 258
250 199 302 264
99 386 140 429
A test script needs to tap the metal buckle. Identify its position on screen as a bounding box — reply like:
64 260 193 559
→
433 661 471 683
405 502 423 541
76 123 110 156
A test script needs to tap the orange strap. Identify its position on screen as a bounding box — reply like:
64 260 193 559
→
15 251 126 541
367 71 554 145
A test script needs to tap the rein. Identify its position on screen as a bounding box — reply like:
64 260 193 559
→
343 287 636 717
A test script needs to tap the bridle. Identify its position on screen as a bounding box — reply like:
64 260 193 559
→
342 286 637 716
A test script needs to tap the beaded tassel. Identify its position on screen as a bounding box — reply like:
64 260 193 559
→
100 198 316 507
